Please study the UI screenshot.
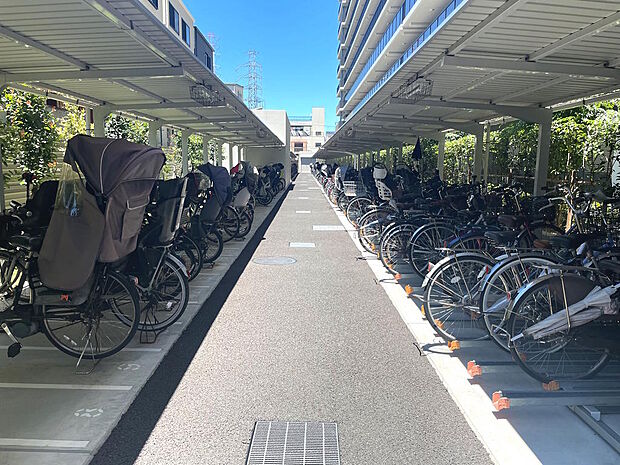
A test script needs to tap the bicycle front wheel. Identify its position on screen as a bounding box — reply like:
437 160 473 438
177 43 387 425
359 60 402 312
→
42 270 140 359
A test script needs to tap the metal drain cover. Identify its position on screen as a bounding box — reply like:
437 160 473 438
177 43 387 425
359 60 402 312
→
253 257 297 265
247 421 340 465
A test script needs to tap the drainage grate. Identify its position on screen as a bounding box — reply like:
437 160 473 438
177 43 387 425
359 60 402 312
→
247 421 340 465
253 257 297 265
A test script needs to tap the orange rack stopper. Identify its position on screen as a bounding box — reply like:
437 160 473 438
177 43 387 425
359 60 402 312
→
434 319 445 330
394 272 402 281
447 340 460 351
420 304 425 316
405 285 414 296
492 391 510 411
543 380 560 392
467 360 482 377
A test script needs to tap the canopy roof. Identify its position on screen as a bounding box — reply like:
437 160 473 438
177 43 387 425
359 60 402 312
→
0 0 282 148
320 0 620 158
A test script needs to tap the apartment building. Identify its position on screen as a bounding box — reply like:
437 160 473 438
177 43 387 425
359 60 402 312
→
336 0 455 124
290 107 327 170
140 0 214 71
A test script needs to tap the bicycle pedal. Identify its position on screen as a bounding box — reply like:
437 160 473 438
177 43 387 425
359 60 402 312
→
7 342 21 358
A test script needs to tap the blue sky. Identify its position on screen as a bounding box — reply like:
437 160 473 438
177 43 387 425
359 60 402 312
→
184 0 340 131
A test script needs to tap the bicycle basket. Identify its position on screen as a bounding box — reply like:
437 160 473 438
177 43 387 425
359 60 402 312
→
343 181 365 197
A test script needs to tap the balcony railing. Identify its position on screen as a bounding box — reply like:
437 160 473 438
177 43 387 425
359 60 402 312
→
347 0 468 118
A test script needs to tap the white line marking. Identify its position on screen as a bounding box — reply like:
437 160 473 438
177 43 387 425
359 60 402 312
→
308 187 321 190
0 345 162 353
289 242 316 248
316 175 542 465
296 197 309 200
313 225 345 231
0 383 132 391
296 211 311 214
0 438 89 449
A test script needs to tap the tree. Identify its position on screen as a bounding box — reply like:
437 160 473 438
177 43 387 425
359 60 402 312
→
105 113 148 144
0 89 59 184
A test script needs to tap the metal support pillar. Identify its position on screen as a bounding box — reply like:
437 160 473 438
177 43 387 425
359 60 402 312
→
227 144 233 171
93 107 109 138
217 143 223 166
202 135 211 163
0 110 5 209
534 115 552 195
356 153 360 170
437 133 446 180
148 121 162 147
181 130 191 176
84 107 93 135
483 123 491 184
473 128 484 180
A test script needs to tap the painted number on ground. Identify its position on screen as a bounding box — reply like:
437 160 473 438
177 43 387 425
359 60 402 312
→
74 408 103 418
117 363 141 371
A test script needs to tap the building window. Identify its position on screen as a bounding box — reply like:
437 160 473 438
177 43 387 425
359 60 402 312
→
148 0 158 8
293 142 304 152
182 19 191 46
315 131 322 136
169 3 179 33
315 142 322 148
206 54 212 70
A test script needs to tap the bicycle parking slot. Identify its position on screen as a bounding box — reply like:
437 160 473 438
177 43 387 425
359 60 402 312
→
313 162 620 462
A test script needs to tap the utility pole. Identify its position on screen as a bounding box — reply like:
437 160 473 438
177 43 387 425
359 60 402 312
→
237 50 264 109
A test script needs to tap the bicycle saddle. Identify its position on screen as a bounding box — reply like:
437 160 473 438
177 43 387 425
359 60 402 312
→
484 230 519 245
9 233 43 251
548 233 604 250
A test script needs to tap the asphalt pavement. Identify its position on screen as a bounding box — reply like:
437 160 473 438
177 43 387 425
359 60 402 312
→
92 173 494 465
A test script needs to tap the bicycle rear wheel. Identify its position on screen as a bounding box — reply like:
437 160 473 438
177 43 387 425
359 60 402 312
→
202 227 224 263
218 206 240 243
508 274 610 382
138 255 189 332
173 234 203 281
42 270 140 359
425 254 493 341
379 223 416 274
480 255 558 351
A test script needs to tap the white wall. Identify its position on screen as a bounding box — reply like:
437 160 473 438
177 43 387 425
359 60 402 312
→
139 0 194 50
250 109 291 186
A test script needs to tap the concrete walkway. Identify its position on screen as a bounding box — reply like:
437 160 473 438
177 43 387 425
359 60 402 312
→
93 173 494 465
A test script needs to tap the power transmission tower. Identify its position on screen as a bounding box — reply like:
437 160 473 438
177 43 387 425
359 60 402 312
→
237 50 264 109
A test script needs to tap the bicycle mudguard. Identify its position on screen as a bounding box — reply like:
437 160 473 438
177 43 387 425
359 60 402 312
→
166 252 188 277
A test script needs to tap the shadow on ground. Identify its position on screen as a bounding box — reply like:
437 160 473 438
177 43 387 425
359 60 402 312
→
90 188 290 465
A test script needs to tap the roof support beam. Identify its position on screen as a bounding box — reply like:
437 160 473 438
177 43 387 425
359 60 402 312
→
1 66 186 84
0 24 89 70
441 55 620 80
389 97 552 124
529 11 620 62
